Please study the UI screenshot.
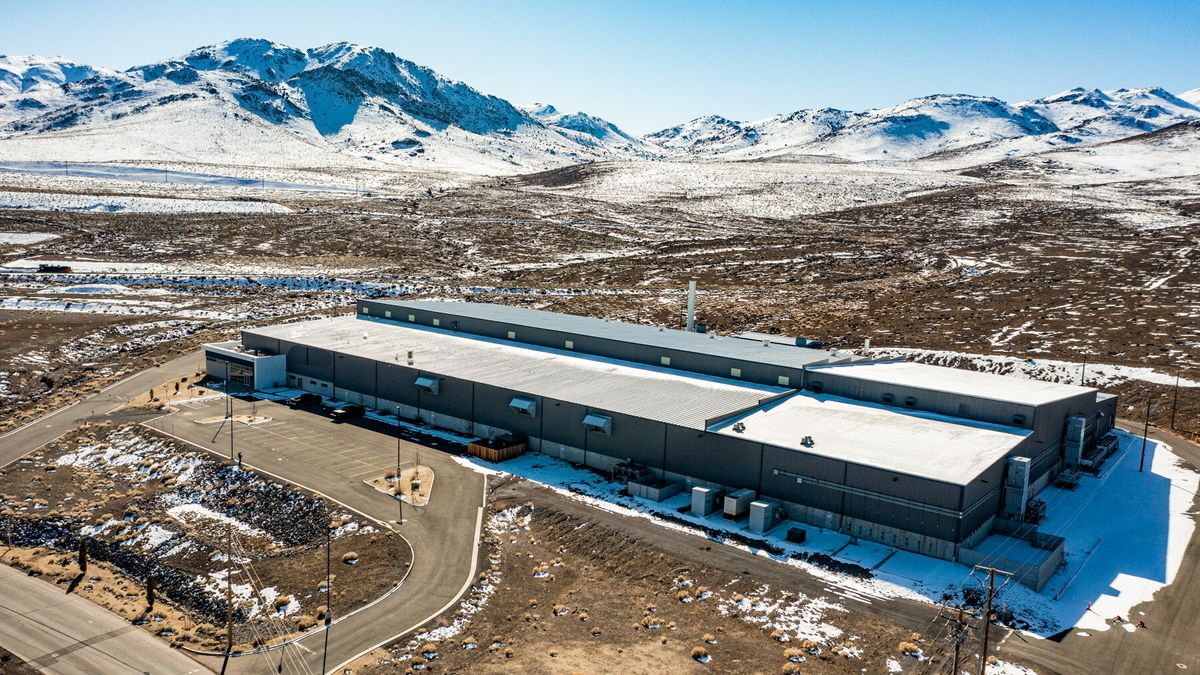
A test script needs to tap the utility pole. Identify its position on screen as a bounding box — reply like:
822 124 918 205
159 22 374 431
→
953 605 966 674
322 513 332 674
1140 391 1152 473
395 405 404 525
972 565 1013 675
229 390 235 468
1079 360 1086 386
220 520 233 674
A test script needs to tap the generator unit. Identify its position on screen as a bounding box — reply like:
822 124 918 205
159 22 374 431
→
1002 456 1032 521
691 486 722 516
1064 415 1095 469
748 498 783 533
724 488 756 520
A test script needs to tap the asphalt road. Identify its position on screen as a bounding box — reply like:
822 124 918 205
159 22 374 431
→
0 351 205 470
143 395 486 674
1 352 486 674
0 564 206 674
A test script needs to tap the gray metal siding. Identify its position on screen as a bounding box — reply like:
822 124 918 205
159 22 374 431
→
416 373 472 418
962 455 1007 506
542 400 588 449
586 413 667 468
282 342 334 381
333 353 377 397
843 464 961 511
472 383 542 439
665 427 762 488
377 362 419 407
758 446 845 512
810 371 1036 429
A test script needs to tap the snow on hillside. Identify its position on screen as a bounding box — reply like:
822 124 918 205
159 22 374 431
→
524 159 979 220
647 88 1200 165
1 40 1196 173
0 55 109 96
1180 88 1200 106
0 40 647 174
953 120 1200 185
521 102 656 155
0 189 291 213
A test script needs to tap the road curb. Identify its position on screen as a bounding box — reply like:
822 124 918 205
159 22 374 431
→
327 478 487 675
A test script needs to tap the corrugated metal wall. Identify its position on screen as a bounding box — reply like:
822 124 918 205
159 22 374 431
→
808 371 1036 429
358 300 806 388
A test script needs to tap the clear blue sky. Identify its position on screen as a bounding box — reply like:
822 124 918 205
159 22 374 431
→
1 0 1196 134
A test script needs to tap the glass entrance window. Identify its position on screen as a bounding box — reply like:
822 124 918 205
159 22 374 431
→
229 362 254 387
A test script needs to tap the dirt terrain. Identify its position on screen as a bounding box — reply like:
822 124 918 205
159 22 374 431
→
1 157 1195 437
351 502 907 674
0 422 409 652
347 476 1045 674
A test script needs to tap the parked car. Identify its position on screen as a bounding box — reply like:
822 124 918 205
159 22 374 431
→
286 392 322 408
331 404 365 421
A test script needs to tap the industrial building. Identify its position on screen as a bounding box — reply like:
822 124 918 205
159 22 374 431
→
204 299 1119 590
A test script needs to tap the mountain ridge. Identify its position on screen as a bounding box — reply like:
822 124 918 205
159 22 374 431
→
0 40 1195 173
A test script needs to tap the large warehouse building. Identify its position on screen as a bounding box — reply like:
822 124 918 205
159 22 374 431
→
205 299 1118 589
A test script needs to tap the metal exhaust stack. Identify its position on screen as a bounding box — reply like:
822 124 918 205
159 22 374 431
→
686 279 697 332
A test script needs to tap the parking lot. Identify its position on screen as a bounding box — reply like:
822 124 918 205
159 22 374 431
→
140 392 488 673
148 395 473 511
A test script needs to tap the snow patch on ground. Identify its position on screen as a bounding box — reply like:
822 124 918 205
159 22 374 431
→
0 231 58 244
166 502 279 545
0 190 292 213
37 283 173 296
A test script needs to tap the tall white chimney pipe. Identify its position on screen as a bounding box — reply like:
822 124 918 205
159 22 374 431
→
686 279 697 332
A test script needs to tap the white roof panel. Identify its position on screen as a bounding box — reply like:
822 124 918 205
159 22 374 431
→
807 360 1095 407
709 391 1030 485
248 315 784 429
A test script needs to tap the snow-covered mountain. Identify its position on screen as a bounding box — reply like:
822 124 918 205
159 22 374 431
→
648 88 1200 163
521 102 654 155
0 55 109 96
0 39 647 173
0 40 1195 172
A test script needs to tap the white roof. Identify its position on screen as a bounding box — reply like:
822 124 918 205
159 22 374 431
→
709 392 1030 485
247 315 784 429
808 360 1095 406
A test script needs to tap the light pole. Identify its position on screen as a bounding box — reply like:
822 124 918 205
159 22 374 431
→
395 405 404 525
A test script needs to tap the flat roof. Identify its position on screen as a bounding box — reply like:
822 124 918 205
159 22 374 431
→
373 300 859 370
247 315 785 429
807 360 1096 407
708 392 1030 485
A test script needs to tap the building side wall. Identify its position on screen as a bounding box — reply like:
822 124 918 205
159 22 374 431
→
357 300 807 388
806 371 1037 430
